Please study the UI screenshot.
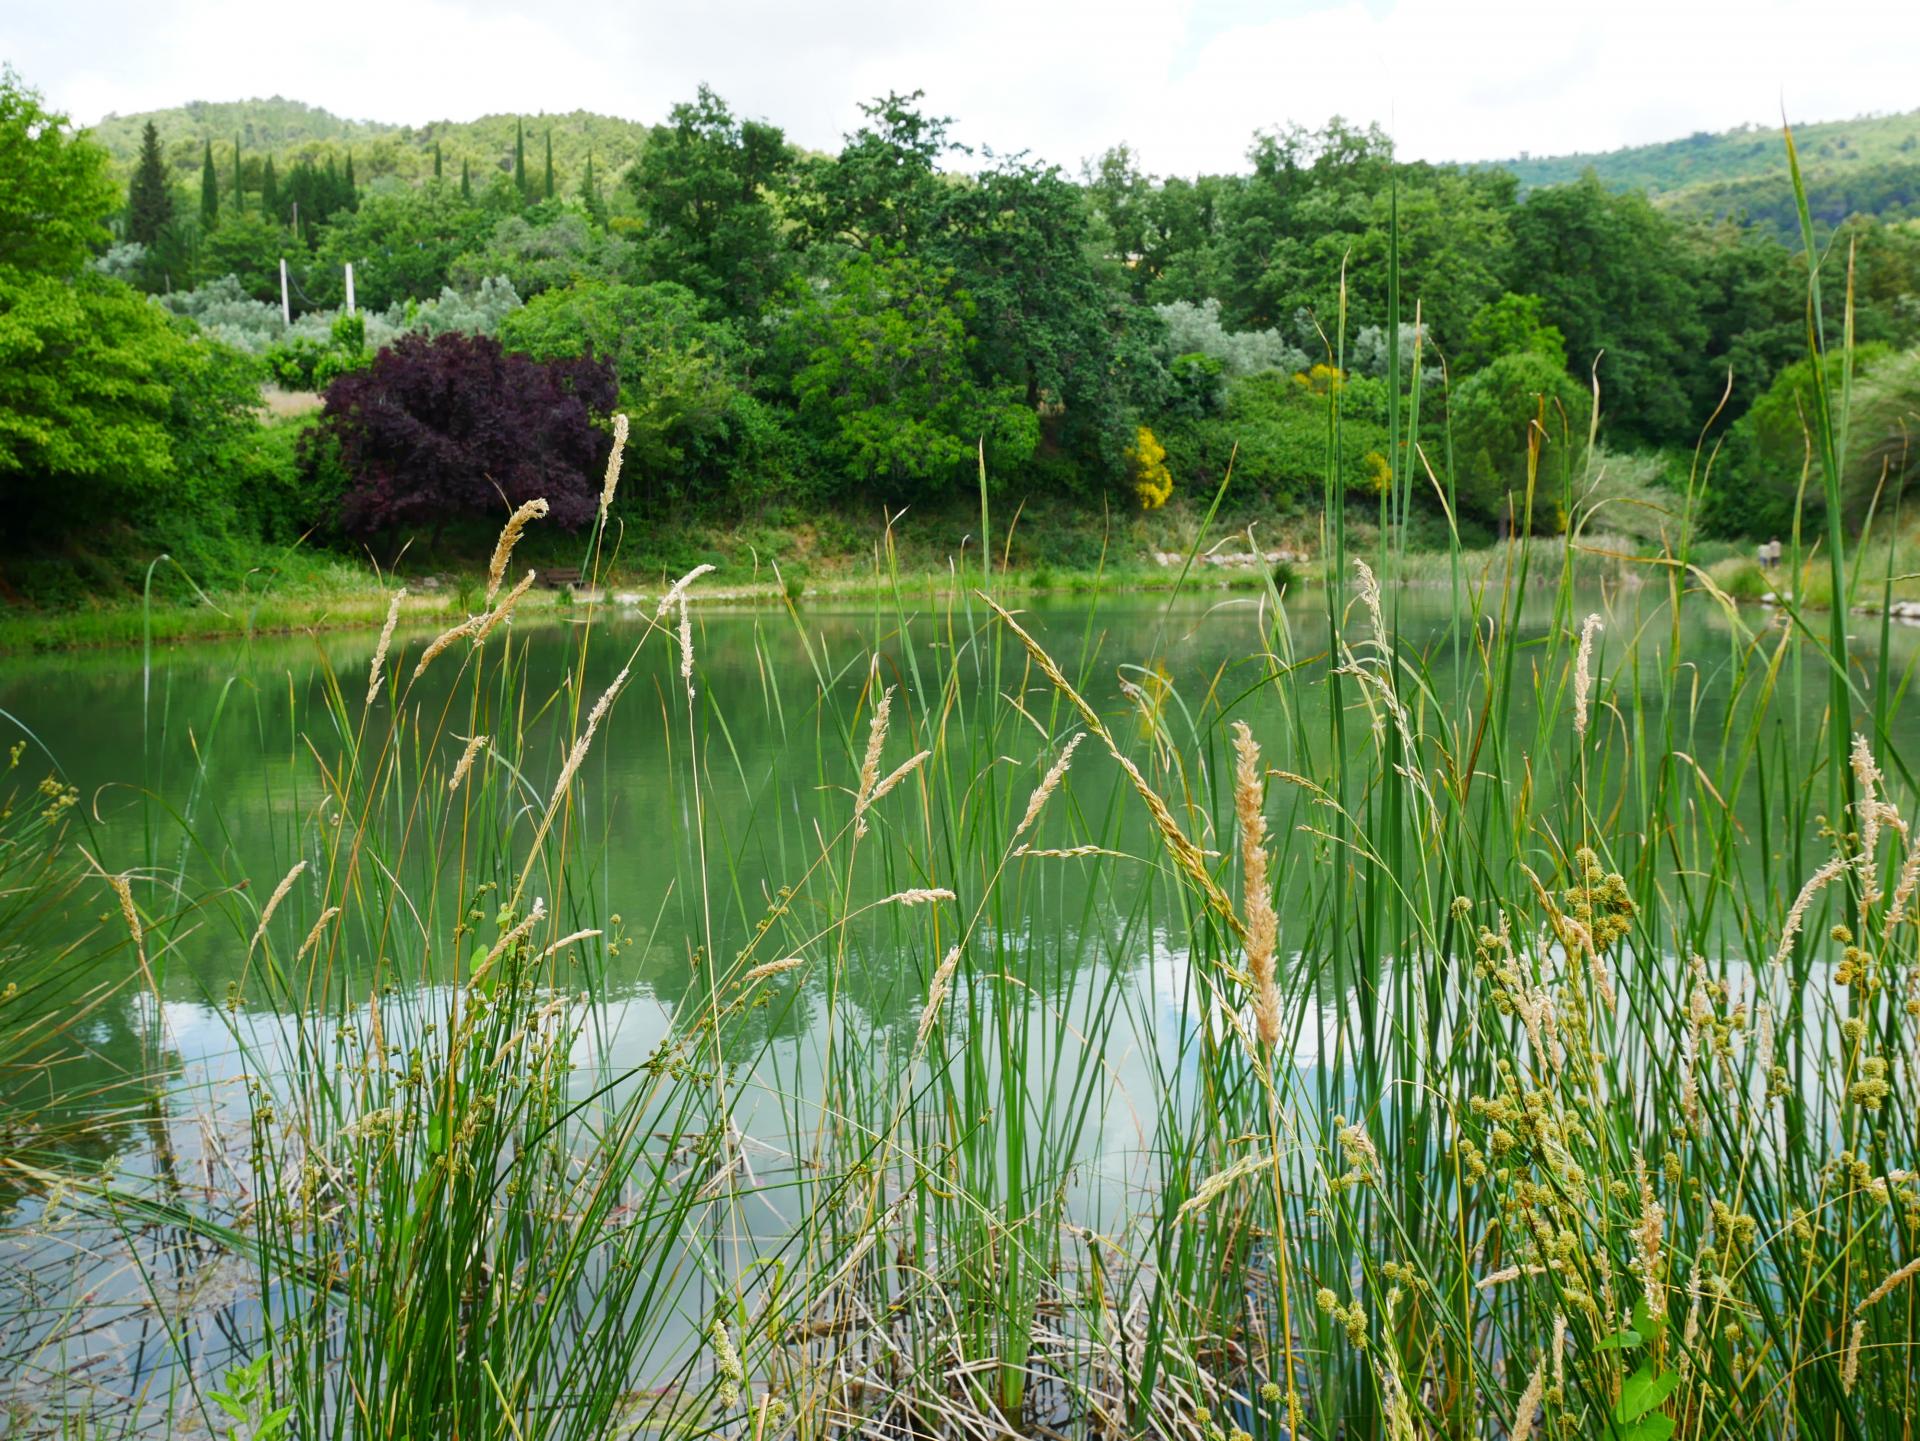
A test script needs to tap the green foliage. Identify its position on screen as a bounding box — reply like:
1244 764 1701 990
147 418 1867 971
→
0 69 119 276
201 210 286 299
626 86 791 317
448 206 631 297
309 184 493 310
1492 106 1920 203
1161 368 1392 504
1447 350 1593 522
1459 291 1566 371
0 271 266 535
781 249 1036 500
1506 177 1705 445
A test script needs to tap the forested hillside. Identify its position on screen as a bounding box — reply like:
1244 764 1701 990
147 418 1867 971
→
1490 107 1920 232
90 96 654 196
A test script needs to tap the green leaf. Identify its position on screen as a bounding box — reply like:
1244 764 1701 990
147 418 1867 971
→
1594 1327 1643 1352
1616 1362 1681 1422
1621 1414 1677 1441
1632 1297 1668 1342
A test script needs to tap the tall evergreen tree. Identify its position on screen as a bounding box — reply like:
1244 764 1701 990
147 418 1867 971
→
433 139 443 180
200 138 219 228
233 134 243 213
580 151 606 226
460 157 472 200
344 150 356 199
514 119 527 201
126 120 173 246
262 156 279 218
544 130 554 200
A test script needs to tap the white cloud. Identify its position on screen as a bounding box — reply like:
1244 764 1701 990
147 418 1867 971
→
5 0 1917 174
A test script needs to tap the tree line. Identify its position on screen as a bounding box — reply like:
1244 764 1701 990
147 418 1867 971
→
6 63 1920 583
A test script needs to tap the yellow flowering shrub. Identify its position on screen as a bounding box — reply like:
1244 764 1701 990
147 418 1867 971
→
1128 425 1173 509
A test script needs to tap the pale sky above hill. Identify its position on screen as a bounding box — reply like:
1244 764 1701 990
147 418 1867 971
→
5 0 1918 173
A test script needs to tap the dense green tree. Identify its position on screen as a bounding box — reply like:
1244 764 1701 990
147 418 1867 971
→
0 268 263 533
778 249 1036 498
231 133 243 213
579 151 606 227
309 185 492 309
200 138 219 228
201 211 286 300
626 85 792 317
448 207 631 297
942 154 1149 483
544 130 554 200
433 140 442 180
1446 350 1593 522
261 155 279 216
461 157 471 201
0 68 118 275
127 119 174 247
797 90 958 255
1505 176 1706 445
1458 292 1567 373
514 118 527 201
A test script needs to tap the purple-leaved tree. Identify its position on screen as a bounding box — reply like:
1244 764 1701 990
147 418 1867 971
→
315 332 617 540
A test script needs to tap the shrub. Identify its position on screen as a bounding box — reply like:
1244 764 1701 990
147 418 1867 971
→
308 331 617 539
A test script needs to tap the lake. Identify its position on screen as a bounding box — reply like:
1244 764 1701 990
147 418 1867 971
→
1 578 1909 1432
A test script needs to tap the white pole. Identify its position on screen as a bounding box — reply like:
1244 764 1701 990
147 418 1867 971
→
344 261 356 317
279 257 291 328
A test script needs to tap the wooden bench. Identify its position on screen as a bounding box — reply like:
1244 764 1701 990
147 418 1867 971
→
535 567 582 590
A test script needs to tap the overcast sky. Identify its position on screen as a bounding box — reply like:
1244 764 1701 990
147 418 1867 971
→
6 0 1917 174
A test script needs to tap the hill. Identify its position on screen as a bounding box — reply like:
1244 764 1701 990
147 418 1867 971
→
87 96 654 195
1482 108 1920 232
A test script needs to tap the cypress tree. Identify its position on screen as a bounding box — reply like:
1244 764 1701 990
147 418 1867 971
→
580 151 606 227
460 157 471 200
513 118 526 201
434 140 443 180
233 134 243 213
127 120 173 246
262 156 279 219
344 150 356 200
200 138 219 228
544 129 554 199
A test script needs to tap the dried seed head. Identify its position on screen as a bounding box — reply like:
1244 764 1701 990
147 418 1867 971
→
853 681 895 839
600 413 629 516
678 594 695 694
656 563 715 620
884 888 955 907
1774 857 1848 970
412 612 484 683
1509 1357 1547 1441
916 945 962 1045
742 956 804 985
1232 720 1280 1046
486 498 548 604
1573 613 1602 738
251 861 309 953
1352 556 1384 648
1014 733 1084 839
473 570 536 644
366 587 407 704
871 749 931 807
448 734 490 794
